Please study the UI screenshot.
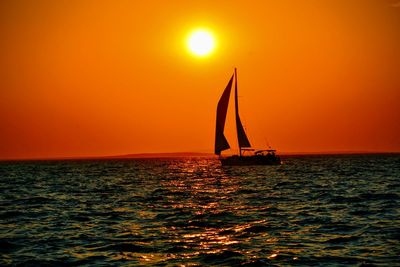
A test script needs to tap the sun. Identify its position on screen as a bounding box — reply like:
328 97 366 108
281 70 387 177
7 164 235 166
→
187 29 216 57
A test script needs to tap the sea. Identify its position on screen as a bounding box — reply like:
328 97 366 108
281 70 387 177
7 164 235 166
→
1 154 399 266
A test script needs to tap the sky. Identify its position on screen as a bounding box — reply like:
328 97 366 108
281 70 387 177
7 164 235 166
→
1 0 399 159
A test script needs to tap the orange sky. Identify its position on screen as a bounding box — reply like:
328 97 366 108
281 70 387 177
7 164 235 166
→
1 0 399 159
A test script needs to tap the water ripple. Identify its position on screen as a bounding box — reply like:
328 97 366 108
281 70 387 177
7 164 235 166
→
1 155 399 266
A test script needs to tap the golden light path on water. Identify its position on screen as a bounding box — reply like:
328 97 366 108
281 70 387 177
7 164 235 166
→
114 159 308 265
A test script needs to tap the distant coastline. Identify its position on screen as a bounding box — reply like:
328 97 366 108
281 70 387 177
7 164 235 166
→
105 152 214 159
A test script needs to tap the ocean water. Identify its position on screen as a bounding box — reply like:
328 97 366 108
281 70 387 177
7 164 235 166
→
1 154 399 266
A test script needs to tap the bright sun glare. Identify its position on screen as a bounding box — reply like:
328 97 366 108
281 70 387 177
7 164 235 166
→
187 29 215 57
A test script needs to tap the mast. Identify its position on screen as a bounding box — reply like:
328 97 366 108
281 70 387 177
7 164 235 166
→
235 68 241 157
234 68 251 156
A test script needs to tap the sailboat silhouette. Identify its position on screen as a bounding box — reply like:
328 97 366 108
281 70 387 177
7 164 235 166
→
215 68 281 165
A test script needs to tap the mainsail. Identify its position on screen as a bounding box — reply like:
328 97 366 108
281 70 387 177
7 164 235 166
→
214 75 233 155
234 68 251 152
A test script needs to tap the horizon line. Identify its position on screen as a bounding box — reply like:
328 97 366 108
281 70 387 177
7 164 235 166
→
1 150 399 162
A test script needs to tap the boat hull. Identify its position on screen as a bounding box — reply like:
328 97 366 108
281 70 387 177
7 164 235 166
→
220 155 281 166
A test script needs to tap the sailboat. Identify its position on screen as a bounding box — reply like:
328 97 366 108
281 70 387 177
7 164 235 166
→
215 68 281 166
